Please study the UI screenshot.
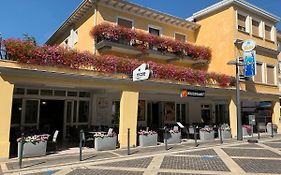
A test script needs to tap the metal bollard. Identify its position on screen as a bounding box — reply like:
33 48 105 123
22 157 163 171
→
219 126 223 144
257 124 260 139
194 125 198 147
164 127 168 150
127 128 130 155
19 133 24 169
271 122 274 138
79 130 84 161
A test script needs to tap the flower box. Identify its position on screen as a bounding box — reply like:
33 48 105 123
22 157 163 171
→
139 134 158 147
218 124 231 139
218 130 232 139
18 141 47 158
95 136 117 151
267 123 278 135
242 125 252 136
166 132 181 144
199 131 214 141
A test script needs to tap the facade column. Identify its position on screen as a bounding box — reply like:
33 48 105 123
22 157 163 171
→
0 75 14 158
272 100 281 132
229 96 237 138
118 90 139 148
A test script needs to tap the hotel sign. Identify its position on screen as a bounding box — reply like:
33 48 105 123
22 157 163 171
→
133 63 151 82
244 51 256 77
242 40 256 52
242 40 256 77
180 89 205 98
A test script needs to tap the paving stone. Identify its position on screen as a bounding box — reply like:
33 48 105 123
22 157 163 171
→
160 156 229 171
158 173 213 175
67 169 143 175
95 157 153 168
26 170 58 175
229 143 262 148
6 152 117 170
233 158 281 174
263 142 281 148
114 144 190 156
222 148 281 158
176 149 217 156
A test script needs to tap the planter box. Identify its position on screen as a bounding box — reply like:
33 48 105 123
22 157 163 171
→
267 123 277 135
18 141 47 158
139 134 158 147
95 136 117 151
199 131 214 141
166 132 181 144
242 127 251 136
218 130 231 139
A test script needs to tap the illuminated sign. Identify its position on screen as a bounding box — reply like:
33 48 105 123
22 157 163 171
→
244 51 256 77
180 89 205 97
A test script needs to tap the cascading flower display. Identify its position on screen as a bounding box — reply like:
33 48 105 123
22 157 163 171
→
90 23 212 62
3 39 235 87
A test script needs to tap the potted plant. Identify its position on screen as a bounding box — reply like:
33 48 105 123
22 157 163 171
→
94 132 117 151
17 134 50 158
218 124 231 139
166 128 181 144
242 125 252 136
138 130 158 147
199 127 214 141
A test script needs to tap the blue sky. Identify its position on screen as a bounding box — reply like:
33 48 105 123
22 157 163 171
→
1 0 280 45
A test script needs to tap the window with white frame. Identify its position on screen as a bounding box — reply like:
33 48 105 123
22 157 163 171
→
266 64 276 84
149 26 161 36
265 25 273 41
63 38 69 49
237 14 247 32
174 33 186 43
117 17 133 28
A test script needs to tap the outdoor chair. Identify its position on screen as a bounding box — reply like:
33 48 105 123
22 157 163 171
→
47 130 59 153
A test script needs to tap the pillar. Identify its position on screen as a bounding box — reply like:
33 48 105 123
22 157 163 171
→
0 75 14 158
229 96 237 138
272 100 281 133
118 90 139 148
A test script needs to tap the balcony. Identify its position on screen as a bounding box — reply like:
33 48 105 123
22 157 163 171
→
91 23 211 66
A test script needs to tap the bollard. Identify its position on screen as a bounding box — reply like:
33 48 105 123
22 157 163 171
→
219 126 223 144
164 127 168 150
194 125 198 147
19 133 24 169
79 130 84 161
271 122 274 138
257 124 260 139
127 128 130 155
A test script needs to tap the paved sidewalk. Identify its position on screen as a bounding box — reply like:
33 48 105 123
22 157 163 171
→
1 135 281 175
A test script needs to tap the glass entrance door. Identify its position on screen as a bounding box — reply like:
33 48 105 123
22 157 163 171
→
215 104 229 125
176 103 188 126
64 100 77 139
22 99 40 130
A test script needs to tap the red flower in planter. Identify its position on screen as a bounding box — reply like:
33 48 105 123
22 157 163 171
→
3 39 234 87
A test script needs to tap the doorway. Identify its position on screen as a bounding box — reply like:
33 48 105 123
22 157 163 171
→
39 100 64 141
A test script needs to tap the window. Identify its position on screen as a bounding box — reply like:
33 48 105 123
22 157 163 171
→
149 27 160 36
41 89 53 96
63 38 69 49
78 101 89 122
254 63 263 83
252 20 260 37
266 65 275 84
117 17 133 28
175 33 186 43
24 100 39 124
265 25 272 40
237 14 247 32
201 104 212 124
11 98 22 125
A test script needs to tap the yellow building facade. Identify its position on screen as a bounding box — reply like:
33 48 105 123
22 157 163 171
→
0 0 280 158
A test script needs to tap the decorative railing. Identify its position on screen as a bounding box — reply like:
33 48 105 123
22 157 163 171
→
90 23 212 63
2 39 234 87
